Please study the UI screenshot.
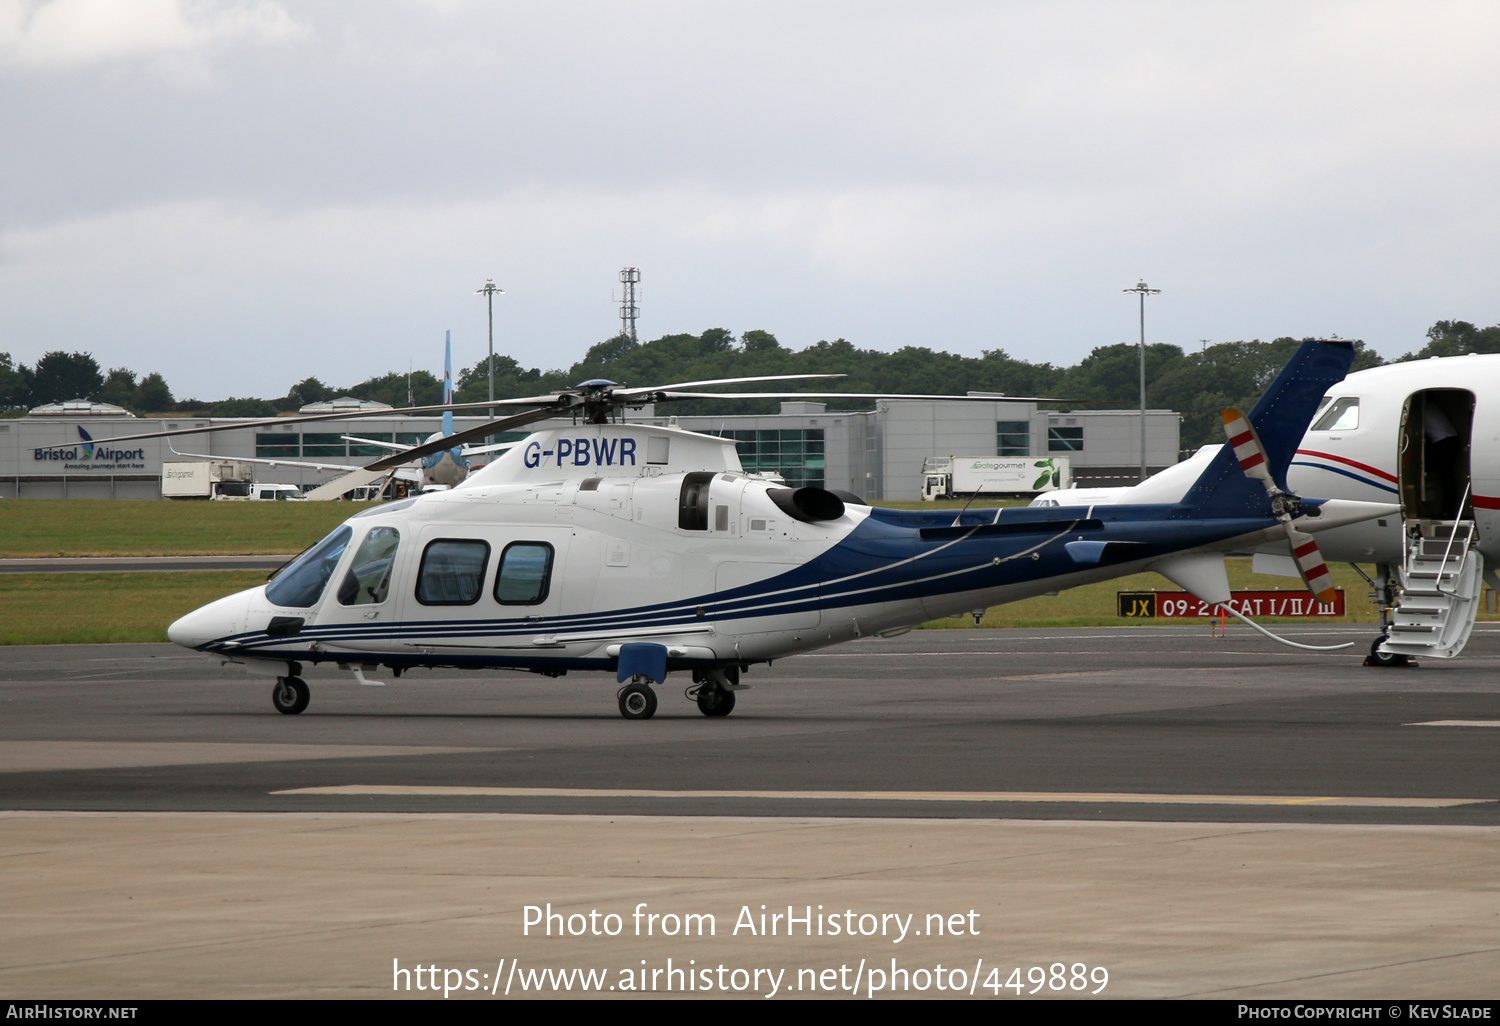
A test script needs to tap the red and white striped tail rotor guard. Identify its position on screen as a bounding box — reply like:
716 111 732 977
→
1221 406 1337 605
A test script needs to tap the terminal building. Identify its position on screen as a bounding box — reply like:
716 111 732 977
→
0 397 1180 501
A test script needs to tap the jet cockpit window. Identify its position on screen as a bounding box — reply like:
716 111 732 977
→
265 526 353 608
494 542 555 605
1311 397 1359 431
416 539 491 605
337 527 401 606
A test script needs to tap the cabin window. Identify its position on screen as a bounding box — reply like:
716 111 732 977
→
416 539 490 605
494 542 555 604
1311 397 1359 432
679 472 715 530
265 526 352 608
337 527 400 606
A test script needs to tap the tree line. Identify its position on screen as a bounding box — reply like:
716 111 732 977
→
2 319 1494 452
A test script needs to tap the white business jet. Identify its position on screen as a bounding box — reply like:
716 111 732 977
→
1036 352 1500 664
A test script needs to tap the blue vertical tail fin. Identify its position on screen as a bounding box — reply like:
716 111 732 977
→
443 330 453 437
1177 338 1356 518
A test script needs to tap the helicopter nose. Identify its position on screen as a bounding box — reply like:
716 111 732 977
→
168 590 253 650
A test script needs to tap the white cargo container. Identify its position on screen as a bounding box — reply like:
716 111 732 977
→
920 456 1070 500
161 461 254 500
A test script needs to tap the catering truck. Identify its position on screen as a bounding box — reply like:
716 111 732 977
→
161 461 254 500
920 455 1070 501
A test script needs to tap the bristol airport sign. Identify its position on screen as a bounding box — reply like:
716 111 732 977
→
32 426 147 471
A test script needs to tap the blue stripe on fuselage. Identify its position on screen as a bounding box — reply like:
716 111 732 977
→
202 503 1280 656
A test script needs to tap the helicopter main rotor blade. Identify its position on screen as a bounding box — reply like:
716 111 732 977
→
366 401 577 470
649 391 1123 404
612 373 845 397
30 396 562 449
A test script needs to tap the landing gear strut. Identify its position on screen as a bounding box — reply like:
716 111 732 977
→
272 676 310 715
689 668 740 717
617 677 658 719
1358 562 1409 667
695 682 736 717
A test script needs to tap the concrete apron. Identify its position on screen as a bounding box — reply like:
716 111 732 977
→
1 812 1496 1000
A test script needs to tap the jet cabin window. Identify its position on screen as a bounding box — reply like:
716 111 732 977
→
1311 397 1359 432
494 542 554 604
265 526 352 608
337 527 400 606
415 539 490 605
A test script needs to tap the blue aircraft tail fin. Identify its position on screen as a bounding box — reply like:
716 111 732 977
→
1176 338 1356 518
443 329 454 437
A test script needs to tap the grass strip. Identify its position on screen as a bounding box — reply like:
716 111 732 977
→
0 500 369 557
0 572 265 645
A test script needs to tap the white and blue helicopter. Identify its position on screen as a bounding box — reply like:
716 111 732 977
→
159 337 1394 719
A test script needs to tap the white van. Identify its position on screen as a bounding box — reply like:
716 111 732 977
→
251 483 305 501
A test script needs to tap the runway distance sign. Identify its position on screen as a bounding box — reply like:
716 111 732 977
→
1117 590 1345 619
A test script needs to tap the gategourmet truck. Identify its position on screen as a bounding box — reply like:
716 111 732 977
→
161 460 254 500
921 455 1071 501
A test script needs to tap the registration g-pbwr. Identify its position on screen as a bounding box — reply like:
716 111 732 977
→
164 341 1395 719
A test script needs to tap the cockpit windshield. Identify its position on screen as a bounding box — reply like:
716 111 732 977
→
265 526 352 608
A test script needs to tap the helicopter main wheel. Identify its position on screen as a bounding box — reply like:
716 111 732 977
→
617 682 657 720
1366 638 1409 667
695 683 736 717
272 676 310 715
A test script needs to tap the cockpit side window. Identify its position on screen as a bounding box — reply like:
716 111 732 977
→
265 526 352 608
337 526 401 606
1311 397 1359 432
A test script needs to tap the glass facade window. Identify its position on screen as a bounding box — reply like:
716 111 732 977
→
1048 426 1084 452
416 539 490 605
302 432 347 458
494 542 554 604
256 433 299 458
706 428 825 488
997 421 1030 456
349 432 394 457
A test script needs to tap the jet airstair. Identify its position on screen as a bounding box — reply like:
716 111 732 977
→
1378 519 1484 660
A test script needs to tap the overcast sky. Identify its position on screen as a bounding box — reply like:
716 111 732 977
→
3 0 1499 400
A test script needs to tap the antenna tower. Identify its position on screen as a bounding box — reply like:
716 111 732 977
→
619 266 640 342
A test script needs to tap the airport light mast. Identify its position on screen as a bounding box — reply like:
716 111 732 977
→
475 278 505 420
1123 278 1161 483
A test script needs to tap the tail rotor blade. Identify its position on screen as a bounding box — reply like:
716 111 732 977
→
1287 525 1337 604
1222 407 1275 487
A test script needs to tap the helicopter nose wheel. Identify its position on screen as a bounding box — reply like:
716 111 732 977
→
617 679 658 719
272 676 310 715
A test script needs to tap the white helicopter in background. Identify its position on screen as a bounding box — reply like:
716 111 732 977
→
1034 353 1500 666
157 338 1394 719
169 333 512 499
